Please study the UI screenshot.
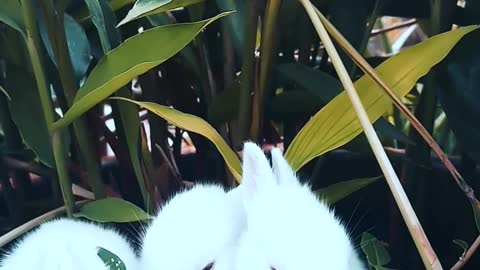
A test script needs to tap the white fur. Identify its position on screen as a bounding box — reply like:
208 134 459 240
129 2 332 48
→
139 183 243 270
0 218 138 270
233 142 366 270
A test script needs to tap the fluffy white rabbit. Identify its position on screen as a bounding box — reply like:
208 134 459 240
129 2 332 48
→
139 183 244 270
233 142 366 270
0 218 138 270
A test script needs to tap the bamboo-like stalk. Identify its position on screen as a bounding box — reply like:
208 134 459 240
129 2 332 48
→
298 0 442 269
250 0 282 141
314 6 480 231
39 0 106 199
238 0 259 144
19 0 75 217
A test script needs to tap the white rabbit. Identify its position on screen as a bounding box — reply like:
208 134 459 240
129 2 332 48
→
233 142 366 270
0 218 139 270
139 183 244 270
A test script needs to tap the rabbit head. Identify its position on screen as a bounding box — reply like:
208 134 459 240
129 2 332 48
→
139 183 243 270
0 218 138 270
234 142 366 270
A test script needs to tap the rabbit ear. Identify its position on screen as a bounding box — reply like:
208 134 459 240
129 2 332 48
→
271 147 297 186
241 142 276 195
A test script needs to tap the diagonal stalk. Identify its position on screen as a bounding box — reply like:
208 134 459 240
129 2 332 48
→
314 7 480 230
298 0 442 269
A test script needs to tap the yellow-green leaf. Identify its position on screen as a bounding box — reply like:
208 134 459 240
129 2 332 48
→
111 97 242 182
74 198 152 223
285 26 479 171
315 176 382 205
51 12 232 131
118 0 206 26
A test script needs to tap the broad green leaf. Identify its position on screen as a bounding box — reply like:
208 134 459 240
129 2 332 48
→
207 79 240 124
111 98 242 181
315 176 382 205
277 63 413 145
4 63 70 168
84 0 150 207
52 12 232 130
97 247 126 270
437 29 480 163
361 232 395 270
285 26 479 171
0 85 11 101
0 0 25 35
269 91 325 122
215 0 245 57
39 13 92 82
118 0 206 26
83 0 122 52
74 197 152 223
74 0 135 23
277 63 342 102
110 0 137 11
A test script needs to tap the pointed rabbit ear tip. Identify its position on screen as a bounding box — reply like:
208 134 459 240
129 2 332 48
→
243 141 262 153
270 147 284 158
242 142 264 160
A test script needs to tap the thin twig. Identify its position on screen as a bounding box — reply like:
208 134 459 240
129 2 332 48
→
0 200 89 248
371 19 418 36
315 7 480 230
298 1 442 269
450 235 480 270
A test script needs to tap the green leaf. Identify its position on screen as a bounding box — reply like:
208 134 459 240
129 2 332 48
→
361 232 395 270
51 12 232 130
215 0 245 56
315 176 382 205
277 63 413 145
39 13 92 82
97 247 126 270
0 0 25 35
0 84 12 101
83 0 122 52
453 239 469 256
277 63 343 102
207 79 240 125
285 26 479 171
437 28 480 163
4 63 70 168
74 197 152 223
118 0 206 26
111 97 243 182
269 90 325 122
84 0 150 207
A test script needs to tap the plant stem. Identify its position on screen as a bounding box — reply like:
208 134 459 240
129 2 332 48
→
0 200 89 248
250 0 282 141
450 235 480 270
314 7 480 233
238 0 259 145
19 0 74 217
298 1 442 269
40 0 106 199
52 130 75 213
